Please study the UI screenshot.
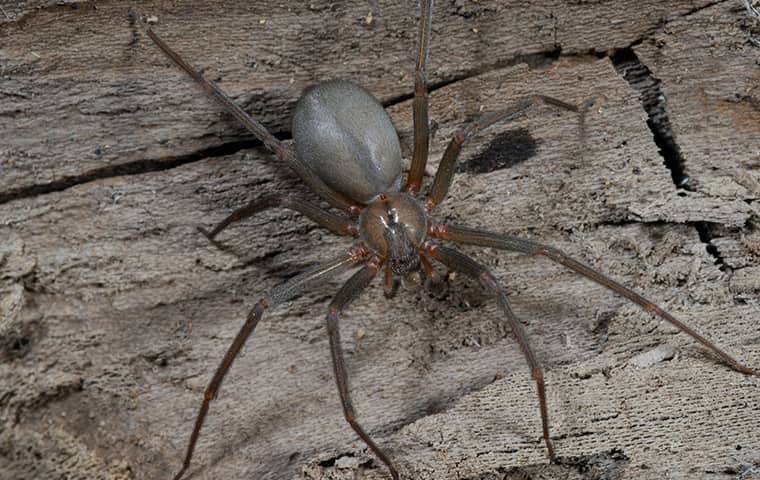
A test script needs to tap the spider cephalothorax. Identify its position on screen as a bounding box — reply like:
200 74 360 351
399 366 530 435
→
139 2 756 479
360 193 427 276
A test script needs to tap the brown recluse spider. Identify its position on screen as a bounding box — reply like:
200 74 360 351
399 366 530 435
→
135 2 756 479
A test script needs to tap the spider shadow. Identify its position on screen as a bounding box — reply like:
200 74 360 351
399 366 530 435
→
196 220 335 283
176 264 620 479
457 127 540 174
365 272 611 446
199 401 307 478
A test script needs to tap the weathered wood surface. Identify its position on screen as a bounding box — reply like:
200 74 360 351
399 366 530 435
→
1 1 758 480
0 0 722 200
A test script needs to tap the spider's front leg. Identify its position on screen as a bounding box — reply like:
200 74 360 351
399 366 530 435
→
325 257 402 479
430 223 756 376
425 95 582 211
404 0 433 194
170 248 369 480
423 241 557 459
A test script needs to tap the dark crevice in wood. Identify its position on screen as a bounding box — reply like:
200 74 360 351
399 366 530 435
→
0 0 96 28
693 222 725 267
0 47 576 205
609 48 689 189
609 47 727 269
0 139 261 205
0 11 702 208
678 0 730 20
315 453 375 474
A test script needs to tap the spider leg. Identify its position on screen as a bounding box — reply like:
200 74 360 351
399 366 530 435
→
426 95 583 211
431 223 757 376
423 242 556 459
326 258 401 480
419 254 442 285
137 16 361 215
405 0 434 194
383 264 400 298
171 251 368 480
199 195 358 247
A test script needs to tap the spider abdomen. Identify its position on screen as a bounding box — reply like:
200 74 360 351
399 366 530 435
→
292 80 403 203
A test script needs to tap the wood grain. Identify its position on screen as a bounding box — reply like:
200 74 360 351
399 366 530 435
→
1 1 758 480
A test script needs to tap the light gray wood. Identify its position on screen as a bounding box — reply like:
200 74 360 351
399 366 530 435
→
1 1 758 480
0 0 720 199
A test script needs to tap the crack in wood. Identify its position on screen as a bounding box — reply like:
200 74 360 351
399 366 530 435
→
679 0 731 19
0 47 581 205
0 0 97 28
609 47 730 269
381 48 566 108
0 139 261 205
610 48 689 189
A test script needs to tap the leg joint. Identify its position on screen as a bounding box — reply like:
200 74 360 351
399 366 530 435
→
405 180 422 193
478 270 498 290
537 245 563 259
249 299 269 321
427 222 449 238
366 256 383 274
256 297 269 311
414 70 428 95
348 244 371 262
203 389 216 402
644 303 664 315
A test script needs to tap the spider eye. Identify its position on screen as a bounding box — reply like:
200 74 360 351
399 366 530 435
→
390 208 400 224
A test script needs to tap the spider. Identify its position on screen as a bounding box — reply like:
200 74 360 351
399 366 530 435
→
137 2 755 479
